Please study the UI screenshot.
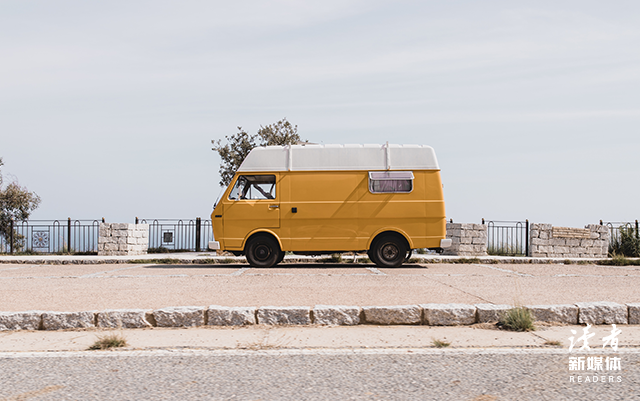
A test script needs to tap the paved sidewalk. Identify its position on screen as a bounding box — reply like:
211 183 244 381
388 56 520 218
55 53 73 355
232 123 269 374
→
2 324 640 353
2 254 639 354
1 259 640 312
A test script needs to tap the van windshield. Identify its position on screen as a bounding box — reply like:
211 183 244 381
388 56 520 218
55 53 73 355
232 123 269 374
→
229 175 276 200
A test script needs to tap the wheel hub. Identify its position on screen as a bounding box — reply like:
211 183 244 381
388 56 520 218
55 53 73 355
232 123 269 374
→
255 244 271 261
381 243 398 260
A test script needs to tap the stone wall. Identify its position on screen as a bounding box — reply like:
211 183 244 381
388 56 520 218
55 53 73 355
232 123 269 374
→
443 223 487 256
98 223 149 256
530 224 609 258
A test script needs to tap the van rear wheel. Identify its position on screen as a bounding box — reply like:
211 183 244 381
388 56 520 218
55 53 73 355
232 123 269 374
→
245 235 282 268
371 235 407 268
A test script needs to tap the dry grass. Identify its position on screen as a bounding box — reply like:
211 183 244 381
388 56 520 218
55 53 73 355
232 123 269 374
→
88 333 128 350
432 338 451 348
498 307 535 332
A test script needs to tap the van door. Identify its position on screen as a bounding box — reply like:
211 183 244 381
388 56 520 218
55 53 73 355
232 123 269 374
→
222 174 280 249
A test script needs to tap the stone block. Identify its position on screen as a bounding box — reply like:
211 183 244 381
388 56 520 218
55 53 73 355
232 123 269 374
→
96 309 153 328
475 304 512 323
627 303 640 325
42 311 96 330
460 237 472 244
153 306 206 327
526 304 578 324
421 303 476 326
458 245 474 252
538 245 551 254
580 238 593 248
566 239 580 247
531 238 545 246
550 239 566 246
207 306 256 326
540 231 550 240
576 302 628 325
472 237 485 244
0 311 43 331
313 305 360 326
447 231 462 239
529 229 539 238
257 306 311 325
362 305 421 325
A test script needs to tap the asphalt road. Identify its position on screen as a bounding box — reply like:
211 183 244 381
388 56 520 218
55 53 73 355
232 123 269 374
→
1 262 640 311
1 349 637 401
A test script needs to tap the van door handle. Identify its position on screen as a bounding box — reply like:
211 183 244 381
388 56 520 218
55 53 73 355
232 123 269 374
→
268 204 279 209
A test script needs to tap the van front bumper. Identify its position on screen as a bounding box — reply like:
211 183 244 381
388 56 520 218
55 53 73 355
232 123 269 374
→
208 241 220 250
440 239 452 248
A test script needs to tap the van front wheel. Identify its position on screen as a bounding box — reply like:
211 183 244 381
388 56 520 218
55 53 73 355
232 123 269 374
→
372 235 407 268
246 235 282 268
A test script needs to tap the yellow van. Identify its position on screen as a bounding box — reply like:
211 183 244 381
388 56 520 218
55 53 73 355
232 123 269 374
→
209 143 450 268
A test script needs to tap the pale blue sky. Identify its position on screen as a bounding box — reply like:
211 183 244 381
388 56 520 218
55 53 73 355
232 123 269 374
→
1 1 638 227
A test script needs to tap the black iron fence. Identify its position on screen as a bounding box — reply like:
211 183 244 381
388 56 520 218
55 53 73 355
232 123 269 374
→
0 219 102 254
136 218 213 252
484 219 529 256
602 220 639 242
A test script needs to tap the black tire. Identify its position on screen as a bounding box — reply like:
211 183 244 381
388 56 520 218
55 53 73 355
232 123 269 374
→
371 234 407 268
367 249 378 266
276 251 285 265
245 235 282 268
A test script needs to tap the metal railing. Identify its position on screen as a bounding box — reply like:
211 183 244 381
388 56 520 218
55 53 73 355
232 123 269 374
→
0 218 102 254
484 219 529 256
136 218 213 252
602 220 639 242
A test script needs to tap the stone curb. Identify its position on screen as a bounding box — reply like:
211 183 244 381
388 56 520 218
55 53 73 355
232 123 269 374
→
421 303 476 326
1 302 638 331
2 254 637 265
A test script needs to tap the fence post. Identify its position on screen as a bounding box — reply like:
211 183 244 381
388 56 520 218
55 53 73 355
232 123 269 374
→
195 217 202 252
525 219 529 257
636 220 639 240
135 217 139 225
9 219 14 254
67 218 71 252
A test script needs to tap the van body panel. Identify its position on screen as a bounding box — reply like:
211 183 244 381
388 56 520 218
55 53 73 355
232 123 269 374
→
284 171 361 251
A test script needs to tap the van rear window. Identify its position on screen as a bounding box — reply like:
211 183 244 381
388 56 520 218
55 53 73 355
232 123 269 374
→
368 171 414 194
229 175 276 200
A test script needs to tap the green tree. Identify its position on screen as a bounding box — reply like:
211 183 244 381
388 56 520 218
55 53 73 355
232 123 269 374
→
0 158 41 251
212 118 305 186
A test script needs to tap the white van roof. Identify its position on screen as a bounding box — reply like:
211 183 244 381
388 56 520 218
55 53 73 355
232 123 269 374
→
238 143 439 172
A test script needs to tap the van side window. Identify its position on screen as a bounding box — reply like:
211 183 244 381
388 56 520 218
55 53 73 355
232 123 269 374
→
229 175 276 200
368 171 414 194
